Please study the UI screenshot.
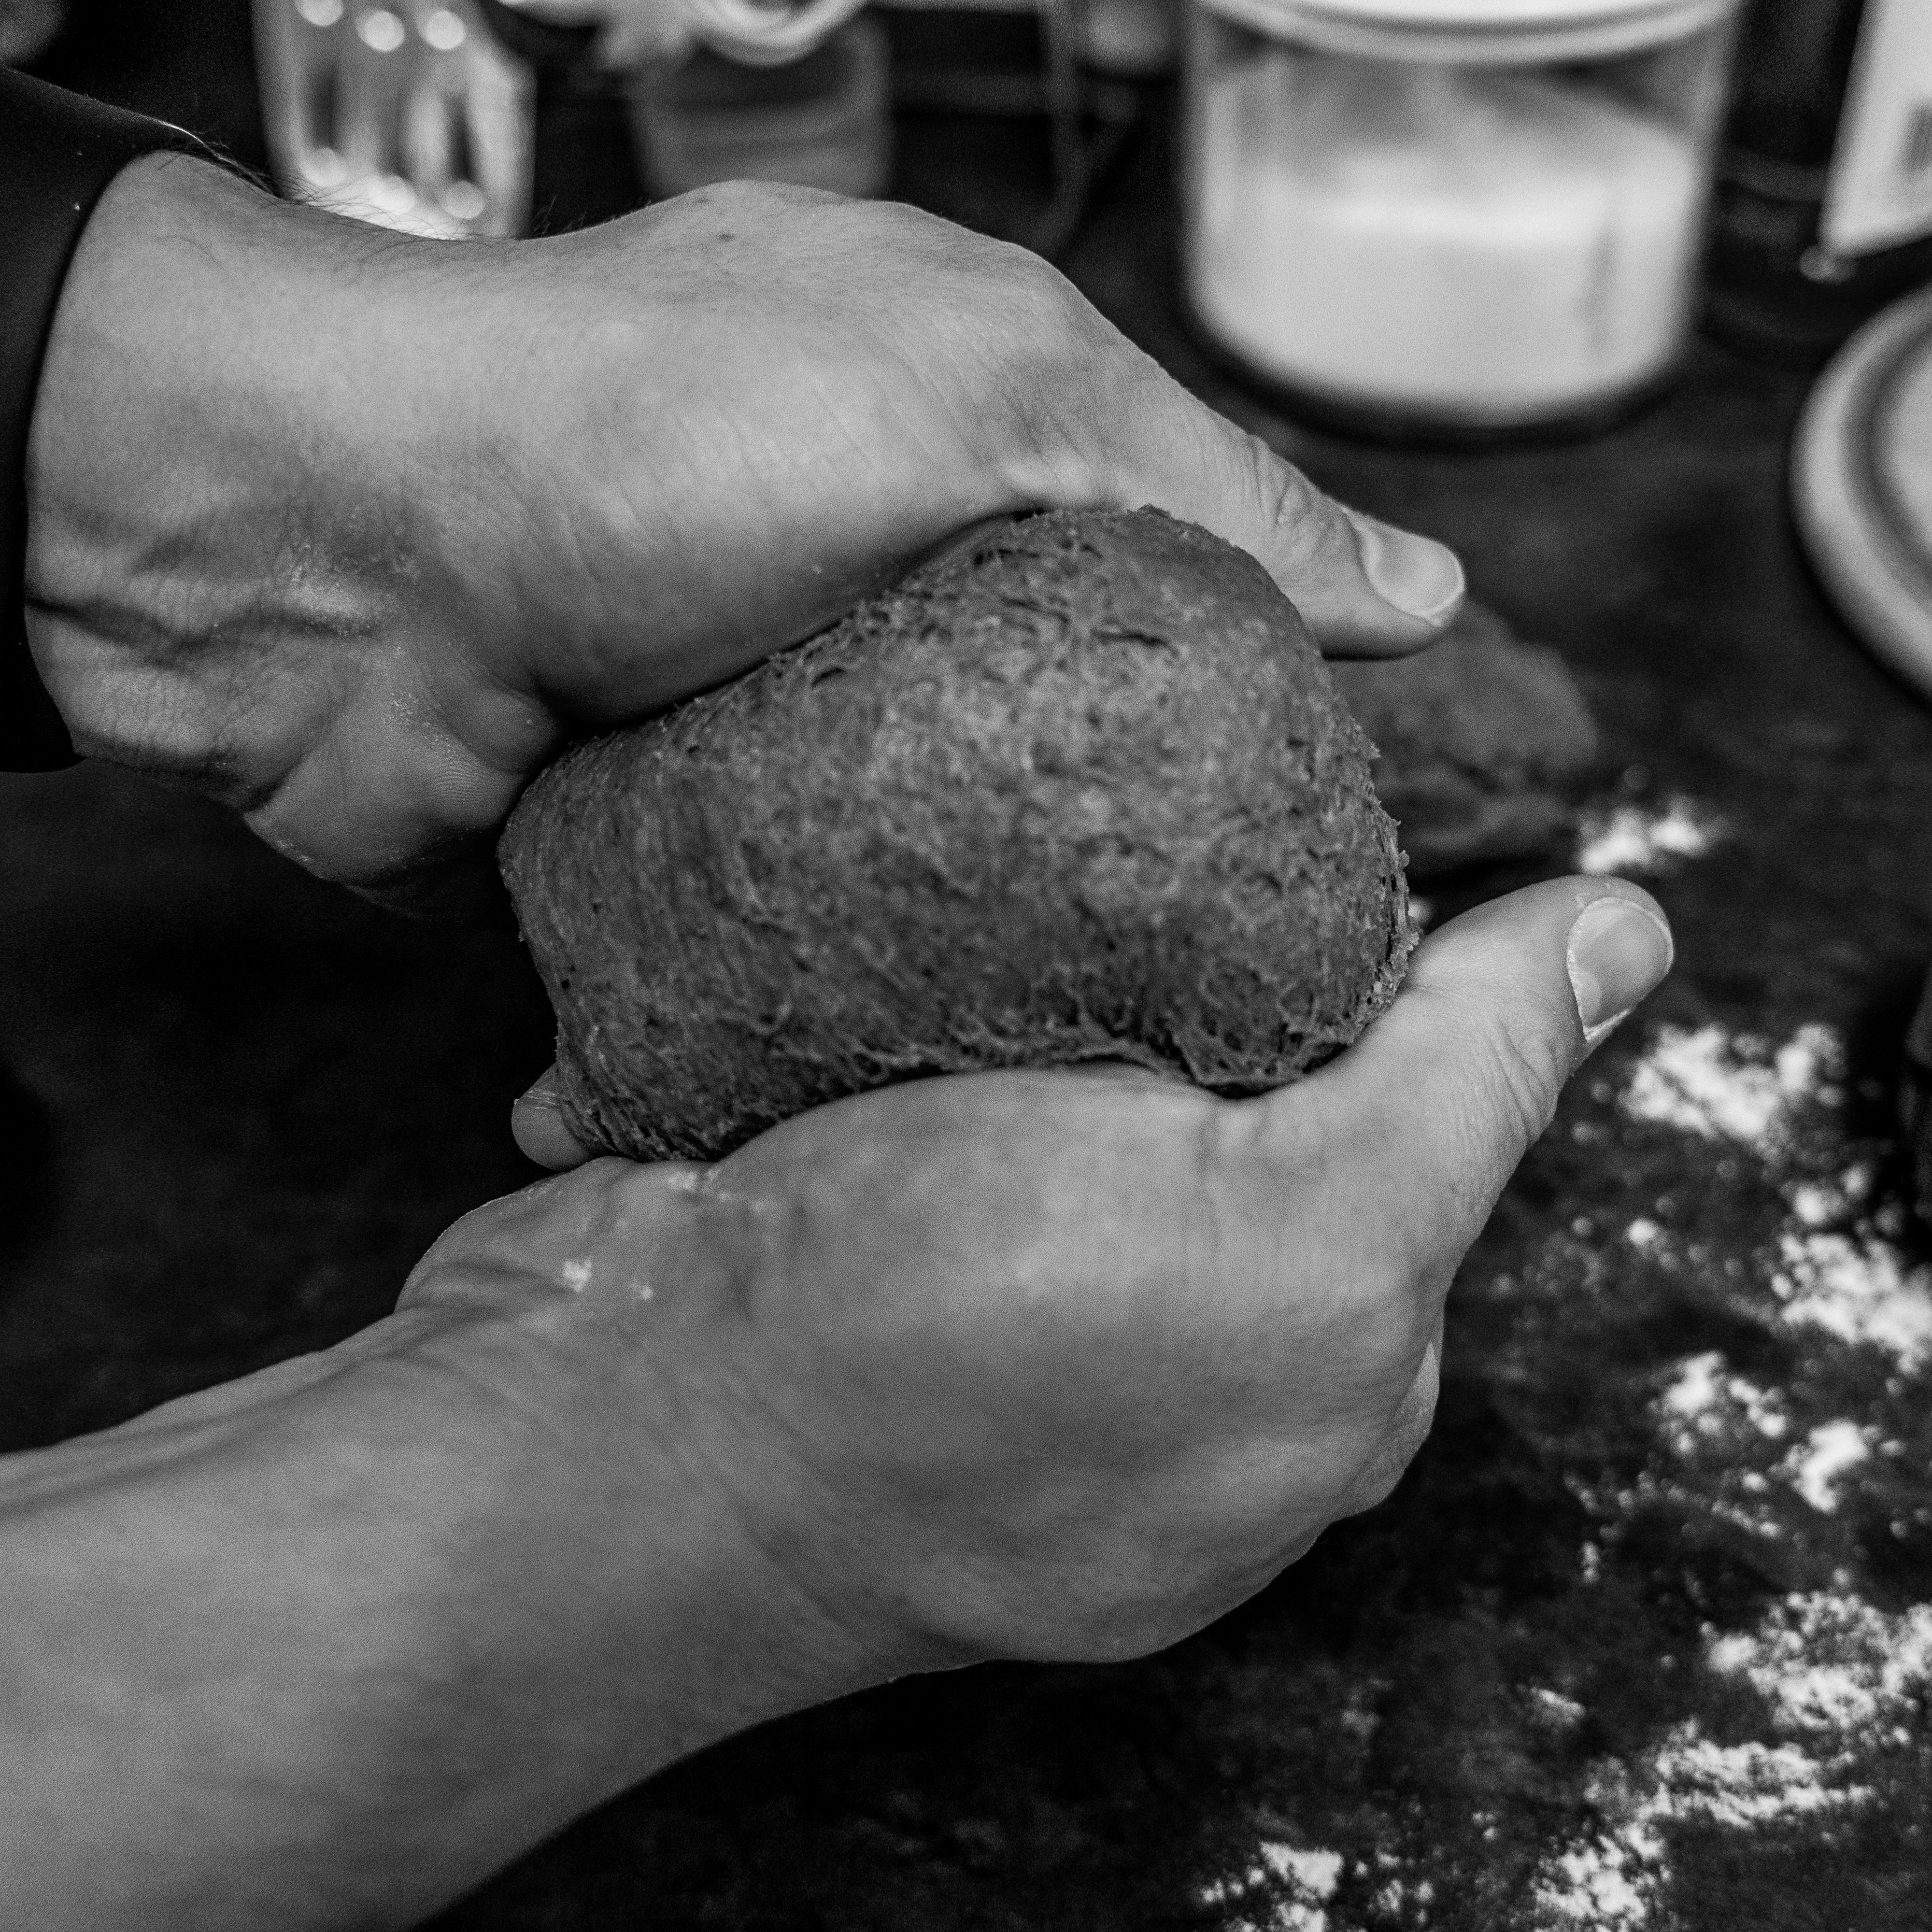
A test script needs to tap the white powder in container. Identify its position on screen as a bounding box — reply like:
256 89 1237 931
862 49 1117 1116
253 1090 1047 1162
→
1188 47 1707 424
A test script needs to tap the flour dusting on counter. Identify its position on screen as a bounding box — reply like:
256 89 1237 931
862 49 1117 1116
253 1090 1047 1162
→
1531 1823 1657 1928
1619 1022 1840 1150
1772 1229 1932 1369
1512 1016 1930 1928
1533 1586 1932 1916
1657 1350 1788 1452
1709 1592 1932 1735
1576 795 1727 876
1199 1842 1343 1932
1781 1420 1873 1513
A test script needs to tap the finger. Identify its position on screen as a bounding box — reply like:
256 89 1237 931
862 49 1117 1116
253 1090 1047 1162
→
1075 355 1465 657
1259 876 1673 1285
511 1062 596 1171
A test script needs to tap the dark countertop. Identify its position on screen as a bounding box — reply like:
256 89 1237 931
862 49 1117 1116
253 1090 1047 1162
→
5 11 1932 1928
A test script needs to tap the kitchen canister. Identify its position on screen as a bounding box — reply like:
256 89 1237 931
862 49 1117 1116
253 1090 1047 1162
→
627 15 889 200
1181 0 1747 439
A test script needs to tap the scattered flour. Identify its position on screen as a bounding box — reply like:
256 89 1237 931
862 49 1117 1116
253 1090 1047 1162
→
1532 1585 1932 1924
1790 1163 1873 1229
1379 1874 1433 1917
1531 1822 1659 1928
1576 796 1727 876
1533 1021 1931 1930
1771 1229 1932 1372
1532 1719 1864 1927
1647 1730 1854 1827
1707 1591 1932 1736
1531 1686 1589 1731
1657 1351 1788 1455
1262 1846 1344 1900
1616 1026 1930 1373
1201 1843 1343 1932
1781 1421 1873 1514
1790 1183 1839 1228
1620 1023 1841 1150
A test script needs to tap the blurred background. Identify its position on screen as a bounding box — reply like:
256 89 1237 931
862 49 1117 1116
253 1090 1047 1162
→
11 0 1932 425
9 4 1932 1929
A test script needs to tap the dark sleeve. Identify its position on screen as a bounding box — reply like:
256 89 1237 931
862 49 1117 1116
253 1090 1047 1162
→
0 71 208 771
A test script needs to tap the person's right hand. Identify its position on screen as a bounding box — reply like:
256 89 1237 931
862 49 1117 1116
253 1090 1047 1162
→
26 164 1463 909
0 877 1667 1932
407 876 1671 1672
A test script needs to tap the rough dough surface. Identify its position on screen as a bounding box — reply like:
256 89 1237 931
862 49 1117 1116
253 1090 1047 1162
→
501 509 1415 1162
1332 602 1599 879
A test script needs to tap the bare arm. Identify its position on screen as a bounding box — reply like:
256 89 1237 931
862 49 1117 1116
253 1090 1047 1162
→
0 1297 894 1931
0 877 1670 1928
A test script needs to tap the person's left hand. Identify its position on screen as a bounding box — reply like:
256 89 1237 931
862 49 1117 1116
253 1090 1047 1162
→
25 163 1462 911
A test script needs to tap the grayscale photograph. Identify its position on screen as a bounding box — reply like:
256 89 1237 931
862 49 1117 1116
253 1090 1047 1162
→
2 0 1929 1924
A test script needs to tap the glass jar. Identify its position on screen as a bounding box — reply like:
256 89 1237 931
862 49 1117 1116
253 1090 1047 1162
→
626 15 890 200
1181 0 1746 440
1707 0 1932 363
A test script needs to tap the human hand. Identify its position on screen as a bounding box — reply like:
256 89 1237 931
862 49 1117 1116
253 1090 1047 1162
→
25 158 1462 909
418 878 1669 1669
0 878 1662 1931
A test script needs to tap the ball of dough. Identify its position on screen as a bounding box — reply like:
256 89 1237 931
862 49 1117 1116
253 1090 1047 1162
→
501 508 1416 1162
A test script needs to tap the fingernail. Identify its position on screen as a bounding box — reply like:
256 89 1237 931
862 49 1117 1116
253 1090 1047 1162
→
1567 896 1674 1043
512 1083 592 1170
1349 512 1465 626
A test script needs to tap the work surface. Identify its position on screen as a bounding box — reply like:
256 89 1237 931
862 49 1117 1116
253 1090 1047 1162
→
6 18 1932 1928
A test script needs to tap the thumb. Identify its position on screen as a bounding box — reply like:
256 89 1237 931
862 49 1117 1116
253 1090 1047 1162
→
1082 359 1465 657
1282 877 1673 1277
511 1062 596 1171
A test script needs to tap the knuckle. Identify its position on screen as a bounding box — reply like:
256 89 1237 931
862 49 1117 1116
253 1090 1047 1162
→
1005 256 1124 380
716 178 844 215
1238 436 1334 561
1004 246 1088 326
976 268 1126 495
1468 998 1568 1152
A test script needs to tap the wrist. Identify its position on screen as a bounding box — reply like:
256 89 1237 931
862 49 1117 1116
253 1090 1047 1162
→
398 1181 938 1734
27 157 368 779
22 154 540 891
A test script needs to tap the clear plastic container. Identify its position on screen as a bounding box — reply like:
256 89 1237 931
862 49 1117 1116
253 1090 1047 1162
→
1182 0 1745 439
628 15 890 200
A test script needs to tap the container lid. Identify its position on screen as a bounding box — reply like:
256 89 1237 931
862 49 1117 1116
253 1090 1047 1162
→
1794 284 1932 706
1197 0 1738 60
1273 0 1715 20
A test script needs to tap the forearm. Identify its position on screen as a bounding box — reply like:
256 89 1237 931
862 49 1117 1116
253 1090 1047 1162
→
0 1299 882 1931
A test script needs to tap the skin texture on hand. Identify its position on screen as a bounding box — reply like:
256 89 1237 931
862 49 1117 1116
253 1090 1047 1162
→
456 878 1673 1671
23 157 1462 909
0 877 1670 1929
